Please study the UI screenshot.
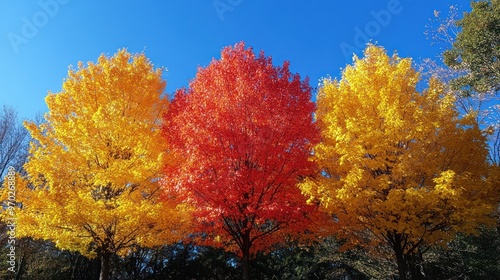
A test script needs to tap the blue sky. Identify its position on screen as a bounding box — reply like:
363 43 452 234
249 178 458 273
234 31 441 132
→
1 0 471 120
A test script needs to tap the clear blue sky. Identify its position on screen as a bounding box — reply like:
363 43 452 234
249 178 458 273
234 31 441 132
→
1 0 471 120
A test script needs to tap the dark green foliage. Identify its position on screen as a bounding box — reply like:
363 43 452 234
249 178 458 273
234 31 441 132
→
444 0 500 94
0 237 100 280
249 237 395 280
424 227 500 280
0 230 499 279
251 244 370 280
112 243 240 280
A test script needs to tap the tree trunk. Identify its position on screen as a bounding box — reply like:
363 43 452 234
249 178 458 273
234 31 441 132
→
99 251 112 280
395 249 407 280
241 231 251 280
242 254 250 280
15 254 25 280
390 232 408 280
70 253 81 280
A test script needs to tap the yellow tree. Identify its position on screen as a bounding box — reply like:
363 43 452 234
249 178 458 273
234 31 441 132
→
5 50 189 280
301 45 499 279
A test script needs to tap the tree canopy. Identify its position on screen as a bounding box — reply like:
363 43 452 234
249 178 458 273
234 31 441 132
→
5 50 190 280
444 0 500 94
301 45 499 280
162 42 322 280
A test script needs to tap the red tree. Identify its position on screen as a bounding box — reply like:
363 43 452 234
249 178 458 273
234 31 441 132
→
162 42 319 279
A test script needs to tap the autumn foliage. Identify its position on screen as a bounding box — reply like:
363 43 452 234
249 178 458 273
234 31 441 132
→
9 50 190 280
0 39 498 280
300 45 499 279
162 43 320 278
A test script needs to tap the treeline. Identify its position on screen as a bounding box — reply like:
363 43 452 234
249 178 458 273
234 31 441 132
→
0 231 499 279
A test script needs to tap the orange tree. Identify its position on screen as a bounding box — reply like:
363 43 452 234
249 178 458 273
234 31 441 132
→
301 45 499 279
162 42 321 280
3 50 190 280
